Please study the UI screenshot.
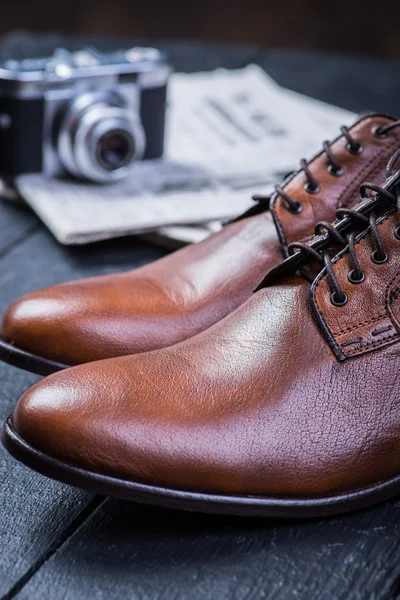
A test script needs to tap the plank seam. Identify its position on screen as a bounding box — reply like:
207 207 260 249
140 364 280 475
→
0 223 42 262
1 495 106 600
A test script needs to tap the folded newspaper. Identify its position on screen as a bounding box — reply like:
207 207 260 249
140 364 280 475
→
15 65 356 245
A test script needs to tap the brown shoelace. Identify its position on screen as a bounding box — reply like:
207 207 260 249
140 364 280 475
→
252 118 400 215
287 147 400 307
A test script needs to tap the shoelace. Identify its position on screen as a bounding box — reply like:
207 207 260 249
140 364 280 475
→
252 118 400 214
286 147 400 307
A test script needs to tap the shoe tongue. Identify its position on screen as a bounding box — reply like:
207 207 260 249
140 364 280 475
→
255 170 400 291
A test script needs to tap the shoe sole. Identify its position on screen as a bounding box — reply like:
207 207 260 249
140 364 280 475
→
0 337 67 376
3 415 400 518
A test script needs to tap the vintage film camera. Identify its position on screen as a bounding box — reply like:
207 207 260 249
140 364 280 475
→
0 46 171 183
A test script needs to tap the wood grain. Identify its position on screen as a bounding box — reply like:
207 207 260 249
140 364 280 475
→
15 498 400 600
0 201 38 257
0 0 399 60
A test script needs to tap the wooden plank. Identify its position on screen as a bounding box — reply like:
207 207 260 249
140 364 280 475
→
0 200 39 257
0 447 101 600
14 497 400 600
2 1 400 61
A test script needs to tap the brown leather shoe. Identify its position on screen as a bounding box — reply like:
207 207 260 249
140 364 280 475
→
1 113 400 375
3 162 400 518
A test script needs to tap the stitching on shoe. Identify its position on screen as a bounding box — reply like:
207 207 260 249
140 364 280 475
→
391 286 400 301
342 331 400 356
332 263 400 336
343 270 400 354
337 141 400 209
335 313 388 335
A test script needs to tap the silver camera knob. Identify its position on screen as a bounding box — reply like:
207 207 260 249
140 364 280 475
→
57 90 146 183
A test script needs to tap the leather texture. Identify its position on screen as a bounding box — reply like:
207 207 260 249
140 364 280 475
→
2 114 400 366
12 180 400 498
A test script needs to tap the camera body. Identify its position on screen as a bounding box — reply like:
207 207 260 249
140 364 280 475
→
0 46 170 183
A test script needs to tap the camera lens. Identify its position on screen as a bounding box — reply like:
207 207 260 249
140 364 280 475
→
96 130 135 171
57 90 146 183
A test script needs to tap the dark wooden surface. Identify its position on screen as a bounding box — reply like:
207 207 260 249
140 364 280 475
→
1 37 400 600
1 1 400 60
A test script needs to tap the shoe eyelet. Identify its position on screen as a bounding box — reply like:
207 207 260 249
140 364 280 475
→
328 164 344 177
373 126 388 139
304 183 320 194
348 270 365 284
394 226 400 240
287 201 303 214
331 292 348 307
371 250 388 264
346 142 363 155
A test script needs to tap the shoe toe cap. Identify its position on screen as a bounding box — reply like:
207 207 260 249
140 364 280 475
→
10 356 229 491
1 291 78 363
1 284 125 366
2 293 47 339
13 368 90 462
11 358 170 482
